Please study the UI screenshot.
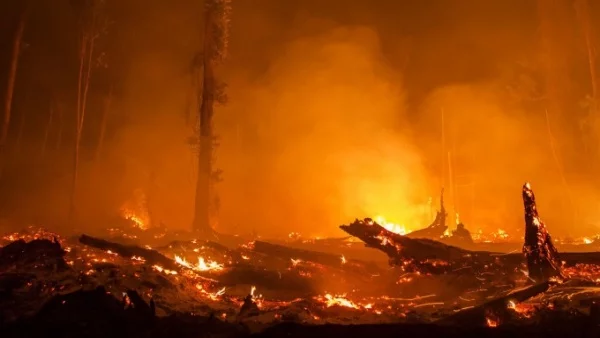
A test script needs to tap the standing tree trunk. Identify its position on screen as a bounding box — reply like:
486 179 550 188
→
0 6 28 178
95 86 112 162
192 0 232 235
69 1 103 225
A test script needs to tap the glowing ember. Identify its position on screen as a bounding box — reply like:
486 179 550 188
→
486 317 499 327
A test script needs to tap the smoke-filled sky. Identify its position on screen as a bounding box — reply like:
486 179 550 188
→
1 0 600 238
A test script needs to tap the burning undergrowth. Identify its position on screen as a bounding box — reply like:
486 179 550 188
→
1 183 600 336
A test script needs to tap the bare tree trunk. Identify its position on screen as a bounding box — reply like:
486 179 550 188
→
69 18 97 224
0 7 28 178
95 86 112 162
192 8 216 235
41 101 54 157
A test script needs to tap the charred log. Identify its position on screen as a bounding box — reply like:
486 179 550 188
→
522 183 563 282
79 234 180 271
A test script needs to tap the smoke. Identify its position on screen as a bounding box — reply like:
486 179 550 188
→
216 25 431 237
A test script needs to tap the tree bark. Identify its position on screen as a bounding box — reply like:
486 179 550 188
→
192 7 216 236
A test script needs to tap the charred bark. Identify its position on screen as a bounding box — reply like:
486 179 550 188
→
192 0 231 236
522 182 563 282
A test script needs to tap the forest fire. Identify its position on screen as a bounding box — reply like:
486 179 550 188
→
1 183 600 338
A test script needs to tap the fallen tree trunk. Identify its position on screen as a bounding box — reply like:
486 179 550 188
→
79 234 180 271
339 183 597 278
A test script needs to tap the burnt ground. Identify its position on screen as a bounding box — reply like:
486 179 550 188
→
1 225 600 338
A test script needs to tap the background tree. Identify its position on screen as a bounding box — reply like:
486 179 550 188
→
192 0 232 235
0 2 29 178
68 0 108 224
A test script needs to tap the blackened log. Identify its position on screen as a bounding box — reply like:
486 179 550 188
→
79 234 180 271
522 183 563 282
407 189 448 240
340 219 469 262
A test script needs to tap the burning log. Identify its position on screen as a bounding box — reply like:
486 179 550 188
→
339 218 476 269
522 183 563 282
406 189 448 240
79 234 180 271
340 183 576 280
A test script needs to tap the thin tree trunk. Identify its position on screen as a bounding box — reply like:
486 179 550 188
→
95 86 112 162
192 8 216 235
69 22 96 224
41 101 54 157
0 7 28 178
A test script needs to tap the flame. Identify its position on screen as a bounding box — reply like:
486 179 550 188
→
486 317 499 327
322 293 360 309
374 215 409 236
121 208 149 230
174 255 224 272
